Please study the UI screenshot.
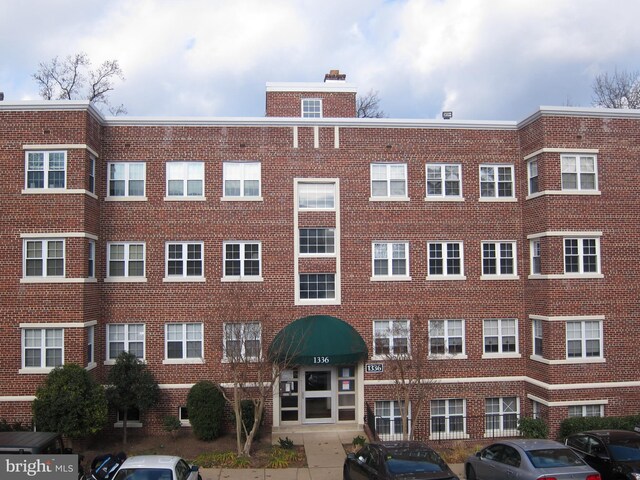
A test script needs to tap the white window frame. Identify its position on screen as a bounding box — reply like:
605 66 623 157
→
297 182 336 210
105 324 145 363
222 162 261 199
483 318 519 357
564 238 600 274
532 319 543 357
528 158 539 195
370 163 408 200
223 322 262 362
301 98 322 118
115 407 142 428
375 400 410 440
373 320 410 359
88 240 95 279
106 242 146 281
427 241 465 280
299 228 336 256
87 325 95 368
485 397 520 437
428 320 466 358
530 239 541 275
24 151 67 190
479 164 515 200
430 399 467 440
164 323 204 364
165 242 204 281
298 273 336 301
425 164 462 200
89 155 96 194
107 162 146 199
165 161 205 199
481 241 518 279
179 406 190 426
568 404 604 418
561 154 598 191
21 328 64 373
23 239 65 278
222 241 262 281
371 242 410 281
566 320 602 360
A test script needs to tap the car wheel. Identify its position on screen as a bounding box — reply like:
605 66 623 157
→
343 465 351 480
466 464 477 480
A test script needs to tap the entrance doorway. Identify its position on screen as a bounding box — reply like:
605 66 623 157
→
303 368 333 423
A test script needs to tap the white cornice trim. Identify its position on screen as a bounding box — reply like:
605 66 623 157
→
527 394 609 407
529 315 605 322
20 232 98 240
19 322 89 328
0 396 36 402
519 106 640 128
23 144 99 157
266 81 358 93
527 231 602 239
523 147 599 160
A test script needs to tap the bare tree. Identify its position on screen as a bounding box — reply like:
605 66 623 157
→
357 89 386 118
592 68 640 109
32 52 127 114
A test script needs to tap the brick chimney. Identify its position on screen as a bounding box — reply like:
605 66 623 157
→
324 69 346 82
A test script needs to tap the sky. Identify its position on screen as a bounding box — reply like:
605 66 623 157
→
1 0 639 121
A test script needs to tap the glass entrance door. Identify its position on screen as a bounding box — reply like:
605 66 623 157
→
303 368 334 423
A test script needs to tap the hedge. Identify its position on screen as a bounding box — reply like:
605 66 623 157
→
558 414 640 438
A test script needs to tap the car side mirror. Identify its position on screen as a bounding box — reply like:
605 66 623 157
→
346 453 356 460
190 465 199 472
476 452 482 458
358 456 366 463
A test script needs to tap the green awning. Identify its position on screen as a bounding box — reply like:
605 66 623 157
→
268 315 368 365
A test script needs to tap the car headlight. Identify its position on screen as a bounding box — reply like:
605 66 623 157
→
629 473 640 480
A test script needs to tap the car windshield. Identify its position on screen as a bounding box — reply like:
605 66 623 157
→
526 448 584 468
113 468 174 480
385 448 445 474
608 440 640 461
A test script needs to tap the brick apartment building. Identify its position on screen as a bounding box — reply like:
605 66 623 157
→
1 70 639 440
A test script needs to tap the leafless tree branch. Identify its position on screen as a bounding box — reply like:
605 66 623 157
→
357 89 386 118
592 68 640 109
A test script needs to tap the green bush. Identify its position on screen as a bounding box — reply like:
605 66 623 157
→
352 435 367 448
559 414 640 438
162 415 182 434
0 419 30 432
518 417 548 439
186 381 225 441
278 436 294 449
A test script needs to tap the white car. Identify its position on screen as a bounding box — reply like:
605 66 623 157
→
111 455 201 480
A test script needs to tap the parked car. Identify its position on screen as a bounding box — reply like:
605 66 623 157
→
465 438 601 480
565 429 640 480
343 441 459 480
111 455 200 480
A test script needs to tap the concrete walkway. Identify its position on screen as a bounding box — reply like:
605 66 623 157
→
198 432 466 479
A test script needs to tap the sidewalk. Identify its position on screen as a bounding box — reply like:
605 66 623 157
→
198 432 466 479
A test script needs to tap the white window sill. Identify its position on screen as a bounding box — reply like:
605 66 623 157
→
164 196 206 201
426 275 467 281
526 190 601 200
163 277 206 283
530 355 605 365
482 353 522 359
105 196 148 202
480 274 520 281
20 277 96 284
369 196 410 202
424 196 464 202
162 358 205 365
104 277 148 283
299 253 337 258
221 276 264 282
21 188 97 199
114 422 142 428
180 420 191 427
370 276 412 282
19 367 55 374
429 433 469 441
85 362 97 371
528 273 604 280
220 196 263 202
478 197 517 202
296 298 340 306
484 429 519 438
428 354 468 360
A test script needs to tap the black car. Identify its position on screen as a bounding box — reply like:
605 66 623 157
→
565 429 640 480
343 441 459 480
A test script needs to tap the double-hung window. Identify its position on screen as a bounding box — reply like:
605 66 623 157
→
165 323 203 361
482 241 517 277
373 320 409 357
568 405 603 418
107 324 145 360
426 164 462 198
427 242 463 278
528 158 539 194
108 162 146 198
107 243 145 279
371 163 407 199
86 325 95 367
88 240 95 278
88 155 96 194
299 274 335 300
530 239 541 275
223 162 261 198
564 238 600 274
430 399 465 438
22 328 63 370
561 155 597 191
223 242 261 280
372 242 409 279
299 228 335 255
23 239 64 278
298 182 335 209
483 318 518 355
480 165 514 199
429 320 464 356
25 151 66 190
375 400 408 439
301 98 322 118
166 242 204 279
485 397 519 435
532 319 543 357
166 162 204 198
224 322 261 361
566 321 602 359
